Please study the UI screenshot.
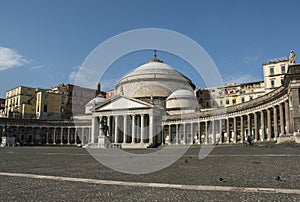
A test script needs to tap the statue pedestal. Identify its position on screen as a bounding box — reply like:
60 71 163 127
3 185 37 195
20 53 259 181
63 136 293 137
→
98 135 111 148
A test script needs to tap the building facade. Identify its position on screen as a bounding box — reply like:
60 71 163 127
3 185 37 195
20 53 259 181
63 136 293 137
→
1 51 300 147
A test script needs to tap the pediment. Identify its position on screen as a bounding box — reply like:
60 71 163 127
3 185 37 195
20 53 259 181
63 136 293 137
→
94 96 153 112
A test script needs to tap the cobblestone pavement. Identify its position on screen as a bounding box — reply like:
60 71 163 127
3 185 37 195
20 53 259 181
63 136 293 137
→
0 143 299 201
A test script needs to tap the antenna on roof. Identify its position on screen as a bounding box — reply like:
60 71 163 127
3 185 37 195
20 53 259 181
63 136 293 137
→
154 49 157 58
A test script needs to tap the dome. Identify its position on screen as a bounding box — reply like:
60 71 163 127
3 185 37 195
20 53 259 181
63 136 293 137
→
85 95 106 114
116 56 195 99
166 89 198 115
166 89 195 100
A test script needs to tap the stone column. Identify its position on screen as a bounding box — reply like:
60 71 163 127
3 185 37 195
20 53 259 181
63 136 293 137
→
114 116 118 143
226 119 230 143
131 115 135 143
149 115 154 144
254 113 258 142
212 120 216 144
168 124 171 144
176 124 179 145
190 123 194 144
46 127 49 144
233 117 237 143
183 123 186 145
67 127 70 145
53 128 57 145
261 111 265 141
267 109 272 141
107 116 111 137
91 117 97 144
285 101 290 134
219 119 223 144
141 114 144 143
81 128 84 144
60 128 64 145
279 103 285 134
99 116 104 137
273 106 278 140
123 115 128 143
197 122 201 144
240 116 244 143
205 121 208 144
247 114 251 138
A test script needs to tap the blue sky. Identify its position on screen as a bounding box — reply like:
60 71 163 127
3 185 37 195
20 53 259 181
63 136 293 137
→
0 0 300 97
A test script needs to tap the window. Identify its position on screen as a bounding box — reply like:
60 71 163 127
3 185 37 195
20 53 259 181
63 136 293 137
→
281 65 286 73
226 100 229 105
232 99 236 105
241 97 245 103
249 96 253 100
220 100 223 106
269 66 274 76
271 80 275 88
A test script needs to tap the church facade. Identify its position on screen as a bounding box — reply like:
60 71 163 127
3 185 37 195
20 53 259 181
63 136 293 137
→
1 52 300 147
88 52 300 148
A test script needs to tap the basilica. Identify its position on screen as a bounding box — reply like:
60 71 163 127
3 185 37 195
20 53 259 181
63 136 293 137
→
1 52 300 147
86 52 300 148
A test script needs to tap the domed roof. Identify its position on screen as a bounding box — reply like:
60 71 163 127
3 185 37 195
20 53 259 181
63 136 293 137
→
167 89 195 100
120 61 193 86
116 54 196 99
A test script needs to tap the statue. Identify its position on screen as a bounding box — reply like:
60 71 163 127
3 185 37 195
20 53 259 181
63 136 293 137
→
289 50 296 64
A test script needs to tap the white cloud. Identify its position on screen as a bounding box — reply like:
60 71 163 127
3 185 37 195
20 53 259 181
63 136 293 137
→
225 73 261 85
0 46 29 71
30 64 44 70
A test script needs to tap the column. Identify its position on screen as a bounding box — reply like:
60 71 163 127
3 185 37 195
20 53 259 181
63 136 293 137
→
233 117 237 143
212 120 216 144
141 114 144 143
53 128 57 145
67 127 70 145
261 111 265 141
149 115 154 144
240 116 244 143
219 119 223 144
205 121 208 144
114 116 118 143
123 115 127 143
91 117 97 144
279 104 285 134
176 124 179 144
190 123 194 144
183 123 186 145
131 115 135 143
168 124 171 144
60 128 64 145
46 127 49 144
247 114 251 138
267 109 271 141
107 116 111 137
285 101 290 134
254 113 258 142
226 119 230 143
197 122 201 144
81 128 84 144
273 106 278 140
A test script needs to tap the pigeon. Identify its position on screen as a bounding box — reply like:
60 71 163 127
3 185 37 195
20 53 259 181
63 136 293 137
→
184 159 188 163
219 178 224 182
275 176 281 181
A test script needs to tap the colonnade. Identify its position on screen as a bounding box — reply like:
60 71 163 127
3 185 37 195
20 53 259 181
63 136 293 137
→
162 101 290 145
0 124 91 145
92 114 155 145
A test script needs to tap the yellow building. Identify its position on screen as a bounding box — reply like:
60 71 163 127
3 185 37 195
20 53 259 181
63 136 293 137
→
196 81 265 108
4 86 37 118
36 90 67 120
